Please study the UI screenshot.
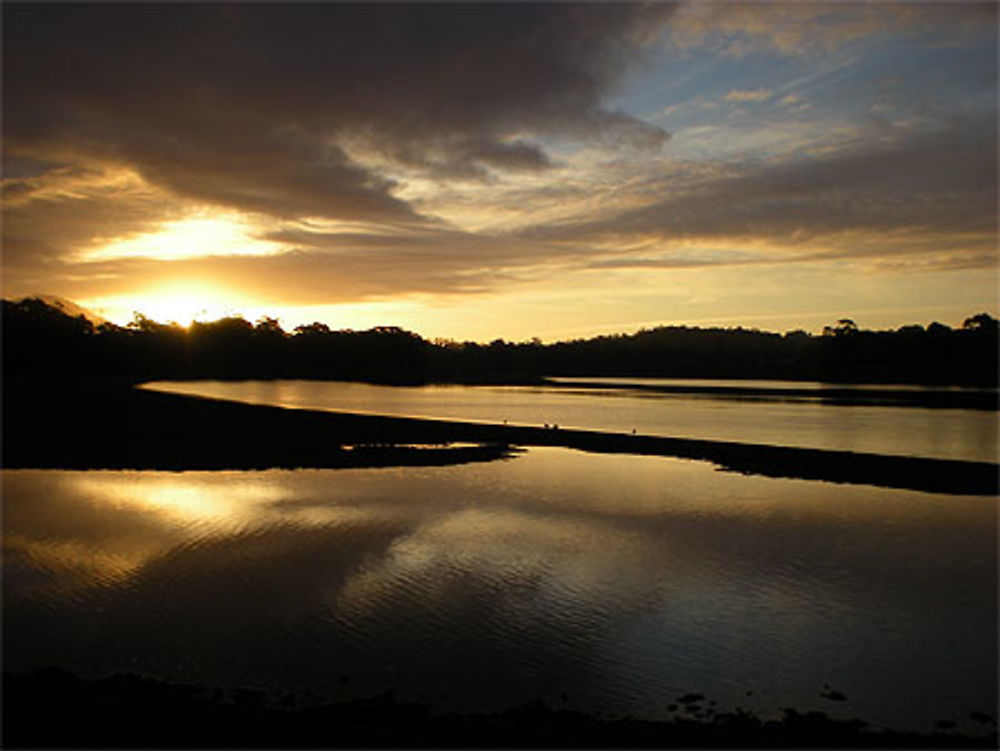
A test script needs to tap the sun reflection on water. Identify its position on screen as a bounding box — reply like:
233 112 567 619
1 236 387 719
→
72 473 279 525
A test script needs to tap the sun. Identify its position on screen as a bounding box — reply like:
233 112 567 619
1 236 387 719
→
83 283 261 327
137 292 237 326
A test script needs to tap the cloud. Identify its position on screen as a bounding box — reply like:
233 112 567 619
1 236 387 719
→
3 1 996 323
4 3 673 226
723 89 774 103
1 3 684 305
518 118 999 271
26 106 993 310
669 2 997 57
0 154 593 305
1 167 175 277
3 209 579 305
585 251 760 271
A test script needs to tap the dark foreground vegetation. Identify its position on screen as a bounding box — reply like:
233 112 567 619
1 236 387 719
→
4 668 996 748
4 297 999 386
4 377 997 495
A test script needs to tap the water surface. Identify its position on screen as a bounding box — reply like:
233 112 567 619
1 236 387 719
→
143 379 998 462
4 448 996 733
550 376 999 392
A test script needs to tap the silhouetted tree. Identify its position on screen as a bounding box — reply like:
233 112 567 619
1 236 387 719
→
4 298 998 386
963 312 999 332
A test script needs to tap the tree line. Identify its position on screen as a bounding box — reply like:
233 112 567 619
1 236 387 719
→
3 298 998 386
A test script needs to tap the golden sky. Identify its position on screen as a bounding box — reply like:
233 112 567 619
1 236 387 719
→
3 2 997 341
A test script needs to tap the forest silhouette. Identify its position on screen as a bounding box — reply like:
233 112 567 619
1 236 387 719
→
4 297 998 387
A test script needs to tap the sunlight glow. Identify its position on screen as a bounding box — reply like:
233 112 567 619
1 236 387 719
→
73 473 282 527
84 282 260 327
86 213 283 261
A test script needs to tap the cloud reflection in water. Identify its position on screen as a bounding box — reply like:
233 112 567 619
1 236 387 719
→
2 448 996 730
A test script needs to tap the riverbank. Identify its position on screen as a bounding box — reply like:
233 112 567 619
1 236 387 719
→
3 377 997 495
4 668 996 748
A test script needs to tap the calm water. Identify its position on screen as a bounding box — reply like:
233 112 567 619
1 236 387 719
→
143 379 999 462
3 449 997 733
550 376 999 392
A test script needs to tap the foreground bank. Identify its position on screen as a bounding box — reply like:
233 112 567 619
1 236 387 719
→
4 669 996 748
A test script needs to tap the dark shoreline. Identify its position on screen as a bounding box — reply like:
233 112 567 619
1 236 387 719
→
4 668 996 748
3 378 997 495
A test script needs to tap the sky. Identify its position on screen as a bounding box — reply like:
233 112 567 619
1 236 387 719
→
3 1 997 341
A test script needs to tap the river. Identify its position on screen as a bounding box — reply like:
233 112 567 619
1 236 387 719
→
142 378 998 462
3 379 996 735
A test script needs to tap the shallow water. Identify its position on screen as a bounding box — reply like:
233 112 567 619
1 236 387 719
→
142 379 999 462
4 448 996 733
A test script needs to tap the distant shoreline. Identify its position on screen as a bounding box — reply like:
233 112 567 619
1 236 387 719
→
3 377 997 496
7 297 999 390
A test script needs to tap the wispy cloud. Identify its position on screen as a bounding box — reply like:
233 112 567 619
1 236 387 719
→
669 2 996 57
517 119 999 272
723 88 774 103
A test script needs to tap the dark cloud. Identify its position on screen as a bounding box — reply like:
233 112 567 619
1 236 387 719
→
1 167 172 278
381 136 554 181
4 2 673 222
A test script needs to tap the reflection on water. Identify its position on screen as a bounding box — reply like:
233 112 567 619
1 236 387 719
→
3 449 997 733
549 376 1000 392
143 379 999 462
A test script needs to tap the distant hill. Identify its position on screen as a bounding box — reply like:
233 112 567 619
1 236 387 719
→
16 294 107 326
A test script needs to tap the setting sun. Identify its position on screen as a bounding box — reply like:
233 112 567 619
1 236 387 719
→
136 294 234 326
85 283 258 327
